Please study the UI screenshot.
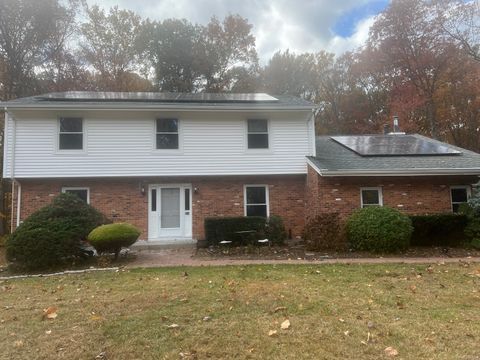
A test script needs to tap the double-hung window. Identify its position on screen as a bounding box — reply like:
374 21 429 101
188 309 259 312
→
156 119 179 149
247 119 269 149
59 117 83 150
244 185 269 217
451 186 470 213
62 187 90 204
360 187 383 208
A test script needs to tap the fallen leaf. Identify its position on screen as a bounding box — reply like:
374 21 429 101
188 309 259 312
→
273 306 287 313
45 330 52 335
43 307 58 320
410 285 417 293
343 330 350 336
13 340 23 347
280 319 290 330
339 318 345 323
268 330 277 337
384 346 399 357
167 324 179 329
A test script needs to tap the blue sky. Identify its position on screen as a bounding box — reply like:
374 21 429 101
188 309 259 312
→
88 0 390 63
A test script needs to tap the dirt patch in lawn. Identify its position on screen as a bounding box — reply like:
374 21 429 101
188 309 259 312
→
195 243 480 261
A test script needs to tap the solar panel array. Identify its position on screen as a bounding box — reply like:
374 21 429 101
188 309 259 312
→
331 135 461 156
37 91 279 103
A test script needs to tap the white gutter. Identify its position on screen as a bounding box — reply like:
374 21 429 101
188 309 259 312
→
306 158 480 177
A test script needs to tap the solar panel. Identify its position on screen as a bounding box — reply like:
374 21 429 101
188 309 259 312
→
37 91 279 103
331 135 461 156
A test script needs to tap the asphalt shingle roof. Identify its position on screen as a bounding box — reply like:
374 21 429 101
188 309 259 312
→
0 91 315 110
308 134 480 176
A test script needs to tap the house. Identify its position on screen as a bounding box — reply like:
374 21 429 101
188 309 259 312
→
2 91 480 244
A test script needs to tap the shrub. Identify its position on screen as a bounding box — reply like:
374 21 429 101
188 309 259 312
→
265 215 287 245
346 207 413 253
303 213 346 251
204 216 266 246
409 214 468 247
87 223 140 259
6 193 109 270
459 202 480 248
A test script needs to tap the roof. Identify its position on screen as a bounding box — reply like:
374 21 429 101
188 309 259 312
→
308 134 480 176
0 91 315 111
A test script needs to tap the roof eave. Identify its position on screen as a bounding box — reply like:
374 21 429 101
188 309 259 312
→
318 169 480 177
1 103 315 112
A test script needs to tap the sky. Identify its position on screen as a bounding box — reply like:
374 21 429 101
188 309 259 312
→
86 0 390 64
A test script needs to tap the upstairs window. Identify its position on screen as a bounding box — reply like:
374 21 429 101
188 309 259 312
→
156 119 179 149
244 185 269 217
59 118 83 150
451 186 470 213
361 187 383 208
247 119 269 149
62 187 90 204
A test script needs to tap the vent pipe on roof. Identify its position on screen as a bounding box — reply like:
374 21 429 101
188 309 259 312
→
388 115 406 135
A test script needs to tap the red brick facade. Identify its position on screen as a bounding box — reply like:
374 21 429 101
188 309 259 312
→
11 168 477 241
306 165 477 221
12 175 306 240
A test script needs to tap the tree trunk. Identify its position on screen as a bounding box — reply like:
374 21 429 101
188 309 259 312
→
426 99 438 139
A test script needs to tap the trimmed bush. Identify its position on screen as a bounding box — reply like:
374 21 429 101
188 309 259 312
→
6 193 109 270
204 216 266 246
346 207 413 253
459 201 480 248
303 213 346 251
265 215 287 245
409 214 468 247
87 223 140 259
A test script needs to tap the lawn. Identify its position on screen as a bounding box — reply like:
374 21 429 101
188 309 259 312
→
1 263 479 360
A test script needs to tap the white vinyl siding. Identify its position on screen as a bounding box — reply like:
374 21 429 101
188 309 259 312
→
4 110 312 178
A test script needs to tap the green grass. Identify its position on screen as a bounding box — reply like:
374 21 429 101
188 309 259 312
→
1 263 479 359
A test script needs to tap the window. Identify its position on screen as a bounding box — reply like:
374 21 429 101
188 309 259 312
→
62 187 90 203
156 119 179 149
244 185 269 217
360 187 383 208
451 186 470 213
59 118 83 150
247 119 269 149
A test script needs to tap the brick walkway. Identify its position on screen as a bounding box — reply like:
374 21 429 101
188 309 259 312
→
127 246 480 268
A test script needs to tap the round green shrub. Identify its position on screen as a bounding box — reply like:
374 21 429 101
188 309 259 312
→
6 193 110 270
346 207 413 253
87 223 140 258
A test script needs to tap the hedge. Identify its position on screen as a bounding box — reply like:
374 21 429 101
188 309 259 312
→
303 213 347 251
346 207 413 253
205 216 281 246
409 214 468 247
6 193 109 270
87 223 140 259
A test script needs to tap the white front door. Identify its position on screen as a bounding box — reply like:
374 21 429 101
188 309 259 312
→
148 184 192 241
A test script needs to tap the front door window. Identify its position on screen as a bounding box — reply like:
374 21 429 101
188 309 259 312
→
161 188 180 228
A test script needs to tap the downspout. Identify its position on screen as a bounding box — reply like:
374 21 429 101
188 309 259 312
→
6 109 20 231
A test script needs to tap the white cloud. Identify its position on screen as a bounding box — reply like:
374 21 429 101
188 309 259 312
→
85 0 382 62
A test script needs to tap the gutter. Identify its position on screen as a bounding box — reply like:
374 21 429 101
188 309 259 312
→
306 158 480 177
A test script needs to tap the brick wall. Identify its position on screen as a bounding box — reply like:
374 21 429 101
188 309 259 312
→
306 164 478 220
14 175 306 240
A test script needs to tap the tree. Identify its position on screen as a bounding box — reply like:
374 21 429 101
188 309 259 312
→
434 0 480 62
144 18 203 92
199 15 259 92
80 5 149 91
0 0 72 100
366 0 453 139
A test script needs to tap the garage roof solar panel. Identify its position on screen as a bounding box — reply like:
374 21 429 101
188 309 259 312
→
331 135 461 156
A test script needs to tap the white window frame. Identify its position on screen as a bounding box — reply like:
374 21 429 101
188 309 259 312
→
246 119 270 151
450 186 471 213
155 118 181 152
244 184 270 217
360 187 383 208
62 187 90 204
57 117 85 152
